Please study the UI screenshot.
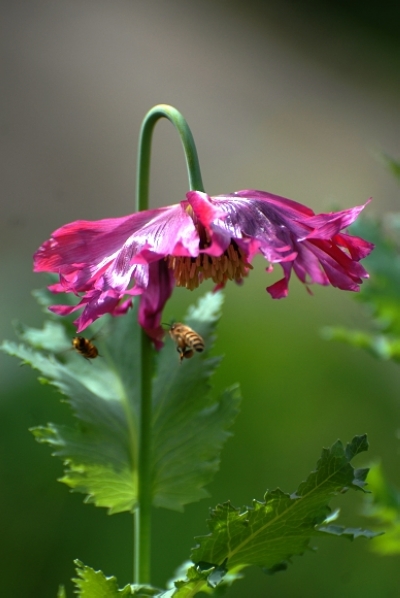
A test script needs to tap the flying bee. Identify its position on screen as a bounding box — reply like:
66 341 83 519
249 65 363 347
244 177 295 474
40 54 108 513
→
167 322 205 362
71 336 99 361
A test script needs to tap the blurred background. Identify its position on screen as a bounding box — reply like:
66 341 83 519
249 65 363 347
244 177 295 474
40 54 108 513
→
1 0 400 596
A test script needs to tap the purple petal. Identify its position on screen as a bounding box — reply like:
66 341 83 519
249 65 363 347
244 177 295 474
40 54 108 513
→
138 260 175 349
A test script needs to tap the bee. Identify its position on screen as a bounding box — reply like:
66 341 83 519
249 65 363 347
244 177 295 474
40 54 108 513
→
167 322 205 362
71 336 99 361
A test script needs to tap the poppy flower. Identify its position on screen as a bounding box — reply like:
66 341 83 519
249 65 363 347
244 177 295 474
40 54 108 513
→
33 189 373 347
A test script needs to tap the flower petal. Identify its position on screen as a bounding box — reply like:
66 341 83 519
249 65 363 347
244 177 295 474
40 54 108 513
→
34 186 373 345
33 203 199 292
138 261 175 349
300 200 371 240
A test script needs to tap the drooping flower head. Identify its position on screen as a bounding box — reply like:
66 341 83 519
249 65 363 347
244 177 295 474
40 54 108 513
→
33 190 373 347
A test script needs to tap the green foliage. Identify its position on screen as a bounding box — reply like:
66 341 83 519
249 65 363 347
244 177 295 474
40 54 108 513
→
361 462 400 555
167 436 378 594
57 436 376 597
152 293 240 510
72 560 132 597
1 291 239 514
65 559 240 598
2 312 141 514
2 284 381 595
69 560 158 596
323 205 400 561
323 214 400 361
160 563 240 597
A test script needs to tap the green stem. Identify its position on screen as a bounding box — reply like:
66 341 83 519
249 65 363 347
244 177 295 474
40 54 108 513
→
134 332 153 584
133 105 204 584
136 104 205 212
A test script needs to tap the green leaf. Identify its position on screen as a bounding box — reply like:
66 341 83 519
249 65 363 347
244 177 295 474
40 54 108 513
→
14 319 71 353
2 309 141 514
160 561 242 597
361 462 400 555
1 292 239 514
72 560 159 596
188 436 377 584
317 524 382 540
72 560 130 597
152 292 240 510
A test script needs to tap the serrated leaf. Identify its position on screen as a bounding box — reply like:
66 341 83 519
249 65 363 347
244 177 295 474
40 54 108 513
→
72 560 131 597
317 525 382 540
2 309 140 514
189 435 375 582
1 292 239 514
152 292 240 510
161 561 242 597
15 319 71 353
161 565 213 598
72 560 164 596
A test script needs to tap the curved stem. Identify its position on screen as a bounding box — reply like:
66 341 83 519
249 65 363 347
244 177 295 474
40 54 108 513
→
134 105 204 584
136 104 205 213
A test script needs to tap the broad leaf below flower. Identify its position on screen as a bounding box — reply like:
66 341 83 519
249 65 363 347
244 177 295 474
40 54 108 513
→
1 291 239 513
172 436 378 590
152 292 240 510
57 437 378 598
3 312 140 513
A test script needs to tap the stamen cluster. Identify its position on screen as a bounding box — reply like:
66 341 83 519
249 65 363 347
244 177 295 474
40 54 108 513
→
166 243 253 290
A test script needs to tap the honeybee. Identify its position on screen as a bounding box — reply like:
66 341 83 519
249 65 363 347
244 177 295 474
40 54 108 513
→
168 323 205 362
71 336 99 361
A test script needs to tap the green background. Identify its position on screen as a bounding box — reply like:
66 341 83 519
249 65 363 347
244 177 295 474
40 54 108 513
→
2 275 399 596
1 1 399 596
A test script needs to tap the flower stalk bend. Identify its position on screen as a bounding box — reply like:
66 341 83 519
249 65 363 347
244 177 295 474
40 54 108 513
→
136 104 205 213
134 105 204 584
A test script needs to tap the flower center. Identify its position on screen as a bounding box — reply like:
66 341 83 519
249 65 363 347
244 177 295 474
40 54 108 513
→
166 242 253 290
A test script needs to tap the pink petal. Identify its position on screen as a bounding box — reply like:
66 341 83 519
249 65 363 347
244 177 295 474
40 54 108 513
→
138 261 175 349
267 277 289 299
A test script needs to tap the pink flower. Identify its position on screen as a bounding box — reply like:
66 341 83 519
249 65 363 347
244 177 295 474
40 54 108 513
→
33 190 373 347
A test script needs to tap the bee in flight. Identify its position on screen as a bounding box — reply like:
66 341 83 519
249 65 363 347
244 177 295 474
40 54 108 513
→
71 336 99 361
167 322 205 362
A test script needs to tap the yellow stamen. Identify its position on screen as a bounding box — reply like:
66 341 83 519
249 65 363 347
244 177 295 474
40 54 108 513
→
167 242 252 290
189 262 197 279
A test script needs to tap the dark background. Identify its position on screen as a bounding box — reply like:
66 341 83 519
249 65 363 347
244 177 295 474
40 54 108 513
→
1 1 399 596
